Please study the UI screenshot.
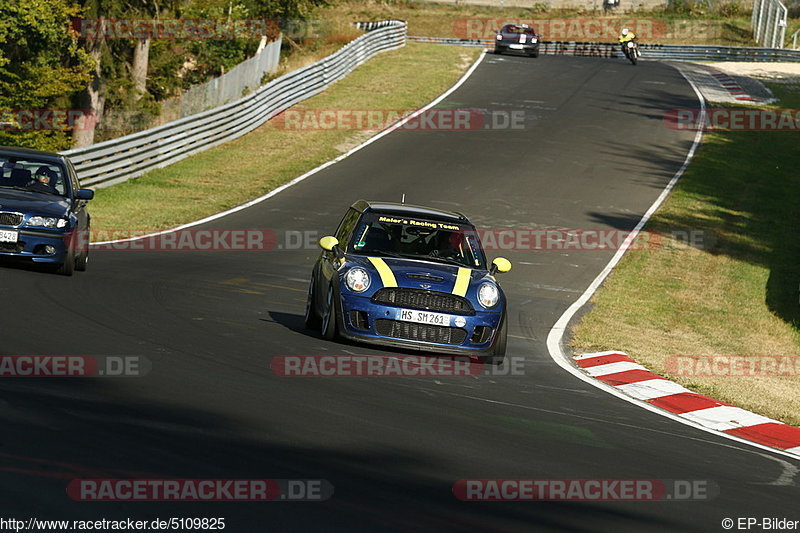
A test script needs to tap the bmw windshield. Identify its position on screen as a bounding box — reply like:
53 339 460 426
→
349 212 487 269
0 157 69 197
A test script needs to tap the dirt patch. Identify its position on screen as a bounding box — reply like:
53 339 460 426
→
706 61 800 83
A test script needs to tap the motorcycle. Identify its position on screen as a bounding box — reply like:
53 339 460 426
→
623 40 640 65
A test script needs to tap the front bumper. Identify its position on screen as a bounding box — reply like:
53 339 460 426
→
338 292 504 357
495 40 539 53
0 227 70 264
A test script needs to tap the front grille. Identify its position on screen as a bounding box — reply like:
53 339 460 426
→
375 319 467 345
0 242 24 253
372 288 474 315
0 212 23 226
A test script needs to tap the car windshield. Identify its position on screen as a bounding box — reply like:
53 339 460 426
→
349 212 487 269
503 25 536 35
0 157 68 196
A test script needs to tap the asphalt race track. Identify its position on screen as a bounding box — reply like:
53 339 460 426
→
2 54 799 532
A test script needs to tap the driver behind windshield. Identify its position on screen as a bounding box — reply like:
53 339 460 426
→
352 217 483 268
29 166 59 193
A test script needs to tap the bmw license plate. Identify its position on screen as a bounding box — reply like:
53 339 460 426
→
0 230 18 243
396 309 451 326
510 44 524 49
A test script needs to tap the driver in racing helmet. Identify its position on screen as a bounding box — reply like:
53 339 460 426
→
30 166 58 192
619 28 637 58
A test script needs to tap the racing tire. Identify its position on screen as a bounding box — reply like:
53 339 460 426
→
74 228 89 272
529 48 539 58
629 52 637 65
304 279 321 329
494 48 503 55
485 316 507 366
321 284 338 340
55 249 75 277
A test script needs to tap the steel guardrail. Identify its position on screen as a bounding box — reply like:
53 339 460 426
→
62 21 407 188
408 36 800 62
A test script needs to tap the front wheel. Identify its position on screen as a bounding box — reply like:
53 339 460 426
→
304 279 320 329
55 250 74 276
484 317 507 366
629 50 637 65
320 285 338 340
74 228 89 272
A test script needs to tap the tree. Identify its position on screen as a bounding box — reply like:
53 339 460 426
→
0 0 93 151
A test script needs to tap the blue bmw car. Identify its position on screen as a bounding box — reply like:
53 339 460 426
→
0 146 94 276
305 200 512 363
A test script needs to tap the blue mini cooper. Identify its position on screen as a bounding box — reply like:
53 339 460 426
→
305 200 512 363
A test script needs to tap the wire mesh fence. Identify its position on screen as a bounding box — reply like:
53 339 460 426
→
752 0 788 47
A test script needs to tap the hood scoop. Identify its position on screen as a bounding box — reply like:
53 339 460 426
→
406 273 446 283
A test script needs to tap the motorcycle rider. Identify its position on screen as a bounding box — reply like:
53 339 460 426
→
619 28 637 59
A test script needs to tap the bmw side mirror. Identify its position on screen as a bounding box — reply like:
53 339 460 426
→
490 257 512 275
75 189 94 200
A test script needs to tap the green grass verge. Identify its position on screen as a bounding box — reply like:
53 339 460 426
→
89 43 480 234
570 81 800 426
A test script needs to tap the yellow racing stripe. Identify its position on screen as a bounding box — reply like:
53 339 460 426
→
368 257 398 288
452 267 471 297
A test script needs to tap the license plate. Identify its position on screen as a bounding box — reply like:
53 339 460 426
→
510 44 524 49
0 230 18 243
396 309 451 327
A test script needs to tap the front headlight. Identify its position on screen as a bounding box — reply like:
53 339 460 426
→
345 268 371 292
26 216 67 229
531 37 538 43
478 282 500 308
496 34 502 40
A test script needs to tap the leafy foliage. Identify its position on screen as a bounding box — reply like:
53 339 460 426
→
0 0 93 150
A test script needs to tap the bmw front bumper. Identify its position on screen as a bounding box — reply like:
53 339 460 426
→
0 227 71 264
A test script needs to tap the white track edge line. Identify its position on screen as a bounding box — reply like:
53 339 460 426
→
545 65 800 462
91 50 488 246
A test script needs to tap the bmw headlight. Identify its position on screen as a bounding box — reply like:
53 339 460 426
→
478 282 500 309
26 216 67 228
345 267 371 292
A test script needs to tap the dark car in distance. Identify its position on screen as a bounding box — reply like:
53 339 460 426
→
0 146 94 276
494 23 540 57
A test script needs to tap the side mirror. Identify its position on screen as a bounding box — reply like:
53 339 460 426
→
75 189 94 200
319 235 340 252
490 257 512 275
